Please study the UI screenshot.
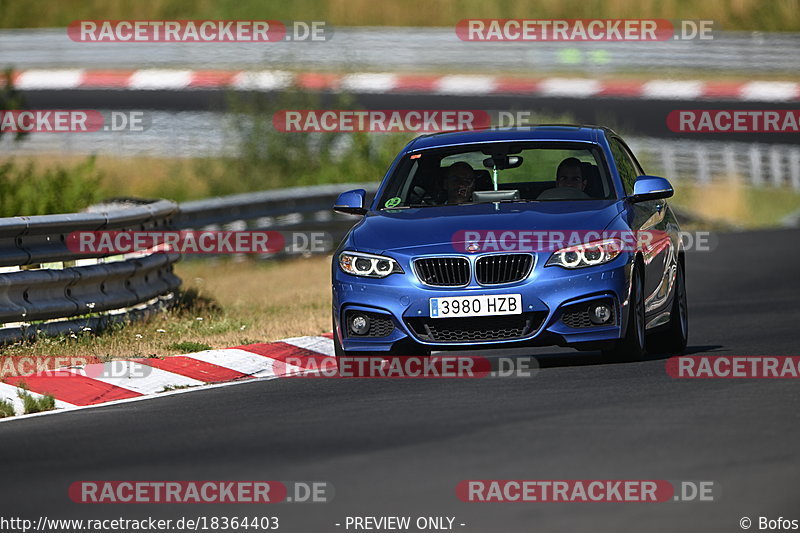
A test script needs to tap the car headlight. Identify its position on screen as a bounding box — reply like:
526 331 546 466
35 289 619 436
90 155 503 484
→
339 251 404 278
545 239 624 269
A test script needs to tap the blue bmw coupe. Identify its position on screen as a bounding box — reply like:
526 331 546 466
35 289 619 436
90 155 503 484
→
332 126 687 361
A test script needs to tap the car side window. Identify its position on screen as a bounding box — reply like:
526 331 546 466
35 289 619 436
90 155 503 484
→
609 138 639 196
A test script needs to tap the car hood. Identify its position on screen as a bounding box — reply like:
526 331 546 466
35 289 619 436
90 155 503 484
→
349 200 625 254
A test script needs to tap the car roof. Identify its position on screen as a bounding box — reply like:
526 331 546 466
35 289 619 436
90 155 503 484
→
406 125 615 152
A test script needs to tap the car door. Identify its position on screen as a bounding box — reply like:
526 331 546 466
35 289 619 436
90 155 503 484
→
608 136 675 318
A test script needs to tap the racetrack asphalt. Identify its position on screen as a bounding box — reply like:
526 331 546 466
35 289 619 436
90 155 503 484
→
1 228 799 532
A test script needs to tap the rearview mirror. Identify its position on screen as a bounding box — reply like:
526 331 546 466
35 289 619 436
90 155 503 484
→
333 189 367 215
630 176 674 203
483 155 523 170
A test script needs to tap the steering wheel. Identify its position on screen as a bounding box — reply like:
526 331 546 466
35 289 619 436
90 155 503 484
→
407 185 439 206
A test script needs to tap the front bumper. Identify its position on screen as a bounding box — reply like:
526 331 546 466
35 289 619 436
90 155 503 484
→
333 252 635 353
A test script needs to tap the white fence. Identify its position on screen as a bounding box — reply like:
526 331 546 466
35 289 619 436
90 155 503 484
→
628 137 800 190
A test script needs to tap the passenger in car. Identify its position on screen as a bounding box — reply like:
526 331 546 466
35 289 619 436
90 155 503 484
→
555 157 588 192
441 162 477 204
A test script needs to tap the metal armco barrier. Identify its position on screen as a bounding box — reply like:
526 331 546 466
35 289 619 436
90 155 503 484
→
0 199 181 343
0 184 374 342
174 182 376 253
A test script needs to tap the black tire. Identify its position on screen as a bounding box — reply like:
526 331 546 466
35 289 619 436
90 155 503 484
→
603 265 646 362
647 263 689 354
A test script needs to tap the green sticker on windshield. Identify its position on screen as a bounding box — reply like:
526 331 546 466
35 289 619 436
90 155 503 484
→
384 197 402 208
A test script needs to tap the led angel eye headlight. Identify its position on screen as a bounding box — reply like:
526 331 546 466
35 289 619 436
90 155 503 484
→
561 250 583 268
339 252 404 278
546 239 623 269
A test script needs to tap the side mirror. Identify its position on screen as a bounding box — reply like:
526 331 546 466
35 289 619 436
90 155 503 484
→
630 176 674 203
333 189 367 215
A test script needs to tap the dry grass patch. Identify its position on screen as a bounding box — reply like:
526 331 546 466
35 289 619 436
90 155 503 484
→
671 180 800 228
0 154 208 203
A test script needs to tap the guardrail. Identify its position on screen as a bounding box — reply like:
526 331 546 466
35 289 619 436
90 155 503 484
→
0 200 181 343
174 183 374 252
0 185 374 343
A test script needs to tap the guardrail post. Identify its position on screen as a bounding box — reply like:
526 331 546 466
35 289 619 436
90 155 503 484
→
723 145 737 182
789 149 800 191
749 146 763 187
769 146 784 188
661 144 677 183
696 146 710 185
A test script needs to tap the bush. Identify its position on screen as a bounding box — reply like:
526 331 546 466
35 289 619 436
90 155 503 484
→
195 89 412 196
0 68 27 143
0 157 103 217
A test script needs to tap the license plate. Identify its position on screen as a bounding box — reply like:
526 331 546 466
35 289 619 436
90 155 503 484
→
429 294 522 318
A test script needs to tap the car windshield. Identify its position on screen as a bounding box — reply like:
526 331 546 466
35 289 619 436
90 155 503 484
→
377 141 614 209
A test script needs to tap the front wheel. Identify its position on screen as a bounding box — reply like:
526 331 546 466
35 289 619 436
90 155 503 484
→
603 266 646 362
647 264 688 354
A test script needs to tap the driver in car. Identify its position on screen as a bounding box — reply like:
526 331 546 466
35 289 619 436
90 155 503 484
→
556 157 588 192
442 162 477 204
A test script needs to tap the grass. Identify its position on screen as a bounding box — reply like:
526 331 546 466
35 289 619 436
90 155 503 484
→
167 341 212 353
0 255 332 361
0 398 14 418
0 157 103 217
15 384 56 414
670 181 800 228
1 0 799 31
161 384 194 392
0 154 211 204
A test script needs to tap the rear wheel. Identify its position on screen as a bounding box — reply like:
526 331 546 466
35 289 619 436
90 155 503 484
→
647 264 688 354
603 265 646 362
